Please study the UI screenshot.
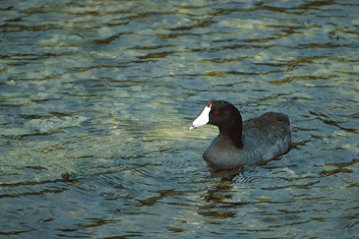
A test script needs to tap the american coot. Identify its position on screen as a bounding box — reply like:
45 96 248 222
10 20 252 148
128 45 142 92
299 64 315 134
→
190 100 291 170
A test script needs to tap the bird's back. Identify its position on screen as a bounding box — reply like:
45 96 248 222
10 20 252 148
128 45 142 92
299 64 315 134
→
242 112 291 165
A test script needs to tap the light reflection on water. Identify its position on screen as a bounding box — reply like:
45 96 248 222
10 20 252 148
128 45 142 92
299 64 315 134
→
1 0 358 238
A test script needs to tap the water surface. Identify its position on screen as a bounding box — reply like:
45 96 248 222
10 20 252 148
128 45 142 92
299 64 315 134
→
1 0 358 238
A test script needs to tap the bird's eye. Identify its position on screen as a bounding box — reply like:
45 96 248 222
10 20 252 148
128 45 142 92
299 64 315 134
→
213 110 220 116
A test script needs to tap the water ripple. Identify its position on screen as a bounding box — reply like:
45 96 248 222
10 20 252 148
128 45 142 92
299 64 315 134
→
1 0 358 238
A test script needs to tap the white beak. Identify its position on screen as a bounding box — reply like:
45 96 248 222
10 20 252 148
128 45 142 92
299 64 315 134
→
190 106 211 130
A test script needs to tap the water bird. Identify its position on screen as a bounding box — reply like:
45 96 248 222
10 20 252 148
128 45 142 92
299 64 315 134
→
190 100 291 170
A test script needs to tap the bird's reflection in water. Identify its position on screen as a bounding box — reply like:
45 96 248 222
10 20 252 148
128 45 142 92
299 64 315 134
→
198 168 248 219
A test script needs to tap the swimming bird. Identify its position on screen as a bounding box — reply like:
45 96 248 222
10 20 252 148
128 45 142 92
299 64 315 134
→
190 100 291 170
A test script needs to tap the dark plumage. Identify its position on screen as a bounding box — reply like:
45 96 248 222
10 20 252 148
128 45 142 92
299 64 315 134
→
190 100 291 169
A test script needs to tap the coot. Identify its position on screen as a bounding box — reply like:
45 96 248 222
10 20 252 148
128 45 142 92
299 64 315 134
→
190 100 291 169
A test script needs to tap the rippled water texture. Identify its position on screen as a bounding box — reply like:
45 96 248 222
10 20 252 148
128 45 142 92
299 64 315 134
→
1 0 358 238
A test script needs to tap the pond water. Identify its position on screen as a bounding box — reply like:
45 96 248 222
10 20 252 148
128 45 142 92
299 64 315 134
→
1 0 358 238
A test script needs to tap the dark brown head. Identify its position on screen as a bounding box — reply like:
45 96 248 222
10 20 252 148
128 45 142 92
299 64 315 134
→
190 100 243 148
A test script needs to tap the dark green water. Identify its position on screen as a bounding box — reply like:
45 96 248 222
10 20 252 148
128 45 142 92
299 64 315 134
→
1 0 358 238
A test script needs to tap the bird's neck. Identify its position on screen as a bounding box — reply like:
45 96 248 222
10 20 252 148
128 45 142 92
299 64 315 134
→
219 122 243 149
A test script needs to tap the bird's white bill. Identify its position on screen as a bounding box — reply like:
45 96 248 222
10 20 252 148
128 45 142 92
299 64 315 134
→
190 106 211 130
